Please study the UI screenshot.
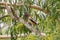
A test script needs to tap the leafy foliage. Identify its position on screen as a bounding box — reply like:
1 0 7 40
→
0 0 60 40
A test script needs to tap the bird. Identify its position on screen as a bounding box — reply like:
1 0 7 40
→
23 12 39 30
24 12 37 25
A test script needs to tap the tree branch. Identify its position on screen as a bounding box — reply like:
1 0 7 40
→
0 2 48 14
0 34 26 39
0 15 9 19
28 4 48 14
